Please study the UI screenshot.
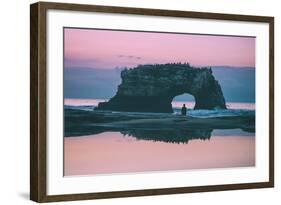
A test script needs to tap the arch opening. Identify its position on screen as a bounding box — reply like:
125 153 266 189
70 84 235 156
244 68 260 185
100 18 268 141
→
172 93 195 113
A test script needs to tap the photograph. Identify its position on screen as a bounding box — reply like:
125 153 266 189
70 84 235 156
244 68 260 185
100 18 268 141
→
63 28 256 176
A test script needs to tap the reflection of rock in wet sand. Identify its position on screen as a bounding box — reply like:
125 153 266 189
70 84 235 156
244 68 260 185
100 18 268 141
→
121 129 212 144
64 109 255 138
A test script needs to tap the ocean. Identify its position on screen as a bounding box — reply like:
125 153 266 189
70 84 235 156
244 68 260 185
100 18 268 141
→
64 98 255 118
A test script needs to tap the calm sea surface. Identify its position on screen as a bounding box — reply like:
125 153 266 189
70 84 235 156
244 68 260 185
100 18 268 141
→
64 98 255 110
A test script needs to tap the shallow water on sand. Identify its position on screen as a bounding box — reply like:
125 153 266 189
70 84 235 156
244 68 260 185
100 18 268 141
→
64 98 255 176
64 129 255 176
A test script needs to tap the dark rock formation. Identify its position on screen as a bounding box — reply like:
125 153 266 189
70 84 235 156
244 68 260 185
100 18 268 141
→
96 63 226 113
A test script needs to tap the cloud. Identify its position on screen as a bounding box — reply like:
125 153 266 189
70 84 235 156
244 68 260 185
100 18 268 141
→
64 57 99 68
117 54 142 60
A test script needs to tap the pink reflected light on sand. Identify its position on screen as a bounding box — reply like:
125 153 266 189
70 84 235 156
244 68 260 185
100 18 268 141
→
64 132 255 176
64 28 255 69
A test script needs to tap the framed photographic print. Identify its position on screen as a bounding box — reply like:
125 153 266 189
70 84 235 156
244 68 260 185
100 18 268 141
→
30 1 274 202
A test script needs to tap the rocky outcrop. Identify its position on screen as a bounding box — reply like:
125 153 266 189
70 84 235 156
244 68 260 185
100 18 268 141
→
96 63 226 113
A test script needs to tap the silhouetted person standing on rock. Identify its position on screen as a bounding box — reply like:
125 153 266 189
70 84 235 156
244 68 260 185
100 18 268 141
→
181 104 187 116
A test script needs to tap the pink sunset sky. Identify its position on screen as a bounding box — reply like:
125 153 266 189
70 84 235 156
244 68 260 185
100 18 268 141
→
64 28 255 69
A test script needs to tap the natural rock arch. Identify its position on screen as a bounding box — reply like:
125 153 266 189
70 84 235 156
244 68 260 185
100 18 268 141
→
96 63 226 113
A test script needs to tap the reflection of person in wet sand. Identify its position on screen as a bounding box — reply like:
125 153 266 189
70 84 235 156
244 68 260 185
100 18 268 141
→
181 104 187 116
